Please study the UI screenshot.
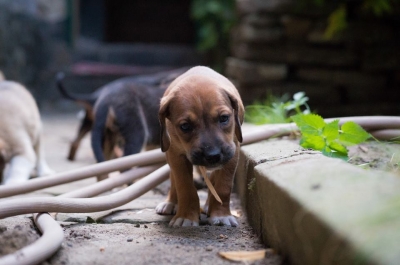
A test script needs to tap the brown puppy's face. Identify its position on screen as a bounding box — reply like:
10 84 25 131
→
160 81 242 169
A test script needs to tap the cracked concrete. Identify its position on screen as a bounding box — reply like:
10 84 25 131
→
236 139 400 265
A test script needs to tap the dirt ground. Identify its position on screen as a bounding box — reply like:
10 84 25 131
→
348 141 400 177
0 110 284 265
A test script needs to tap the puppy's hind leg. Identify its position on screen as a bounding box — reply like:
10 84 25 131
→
68 111 93 161
3 155 35 185
34 136 55 177
119 106 148 160
91 105 114 181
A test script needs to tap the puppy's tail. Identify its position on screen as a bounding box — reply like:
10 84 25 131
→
56 72 97 107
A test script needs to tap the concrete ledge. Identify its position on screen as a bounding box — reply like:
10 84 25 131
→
236 139 400 265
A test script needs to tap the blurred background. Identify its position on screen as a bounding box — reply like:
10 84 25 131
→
0 0 399 117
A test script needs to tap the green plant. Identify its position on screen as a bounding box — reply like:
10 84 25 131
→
291 113 371 160
245 92 311 125
324 4 348 39
308 0 397 38
191 0 236 71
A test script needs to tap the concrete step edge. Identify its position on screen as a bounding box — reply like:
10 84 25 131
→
235 139 400 265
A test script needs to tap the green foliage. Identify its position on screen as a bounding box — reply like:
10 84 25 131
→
363 0 395 16
310 0 396 13
191 0 236 51
324 4 348 39
292 114 371 160
307 0 396 38
191 0 236 71
245 91 373 161
245 92 311 125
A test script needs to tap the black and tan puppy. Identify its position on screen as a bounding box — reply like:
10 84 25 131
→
56 67 189 161
156 66 244 227
90 82 164 166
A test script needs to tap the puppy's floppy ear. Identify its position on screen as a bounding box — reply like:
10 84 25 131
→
225 91 244 143
158 96 172 152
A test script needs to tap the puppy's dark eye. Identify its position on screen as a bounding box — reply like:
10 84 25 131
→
219 115 230 124
180 122 192 132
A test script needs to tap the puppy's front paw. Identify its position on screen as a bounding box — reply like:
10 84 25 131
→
155 201 177 215
208 215 238 227
169 217 199 227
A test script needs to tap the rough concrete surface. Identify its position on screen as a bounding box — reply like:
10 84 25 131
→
0 110 284 265
236 139 400 265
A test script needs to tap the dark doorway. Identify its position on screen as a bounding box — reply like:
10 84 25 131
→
104 0 195 44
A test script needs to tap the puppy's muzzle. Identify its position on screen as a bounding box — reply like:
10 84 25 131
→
191 145 234 168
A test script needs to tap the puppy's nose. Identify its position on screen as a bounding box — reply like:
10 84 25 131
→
204 148 221 164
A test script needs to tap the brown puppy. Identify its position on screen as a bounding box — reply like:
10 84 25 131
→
156 66 244 227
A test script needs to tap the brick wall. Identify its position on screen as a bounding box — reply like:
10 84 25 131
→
226 0 400 117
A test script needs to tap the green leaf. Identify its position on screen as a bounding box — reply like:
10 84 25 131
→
197 22 218 51
292 114 326 137
363 0 392 16
324 4 347 39
323 119 339 142
322 149 348 160
205 1 222 15
339 121 371 146
313 0 325 6
293 91 306 101
285 92 309 113
245 104 288 124
292 113 370 161
300 135 326 150
328 140 348 154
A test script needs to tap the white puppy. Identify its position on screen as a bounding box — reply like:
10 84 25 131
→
0 77 53 185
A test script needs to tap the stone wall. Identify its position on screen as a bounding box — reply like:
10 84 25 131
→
227 0 400 117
